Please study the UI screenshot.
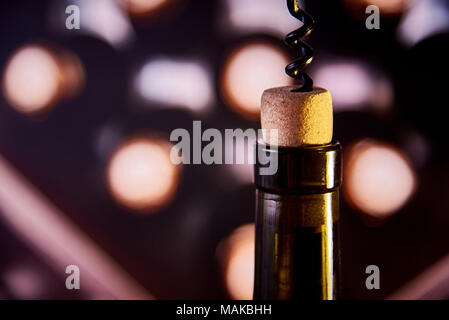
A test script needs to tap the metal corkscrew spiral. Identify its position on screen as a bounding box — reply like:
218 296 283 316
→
285 0 315 92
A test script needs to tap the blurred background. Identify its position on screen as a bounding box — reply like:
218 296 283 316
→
1 0 449 300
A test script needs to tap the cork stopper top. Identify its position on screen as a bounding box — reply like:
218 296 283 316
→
261 86 333 147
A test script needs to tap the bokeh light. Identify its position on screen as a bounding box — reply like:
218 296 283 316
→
312 61 393 112
2 265 45 299
2 44 84 115
122 0 168 16
362 0 409 14
217 224 254 300
221 41 292 119
397 0 449 47
3 46 59 114
72 0 134 48
344 140 417 218
135 58 213 113
343 0 410 16
221 0 301 37
107 136 180 212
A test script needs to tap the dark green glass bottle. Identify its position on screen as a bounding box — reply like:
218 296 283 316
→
254 142 342 300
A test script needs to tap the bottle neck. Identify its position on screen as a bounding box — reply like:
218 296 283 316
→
254 141 342 195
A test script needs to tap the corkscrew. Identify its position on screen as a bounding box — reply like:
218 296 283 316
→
285 0 315 92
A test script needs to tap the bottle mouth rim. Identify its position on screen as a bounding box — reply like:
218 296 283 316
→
254 141 342 194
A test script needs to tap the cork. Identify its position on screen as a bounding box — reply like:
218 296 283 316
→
261 86 333 147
